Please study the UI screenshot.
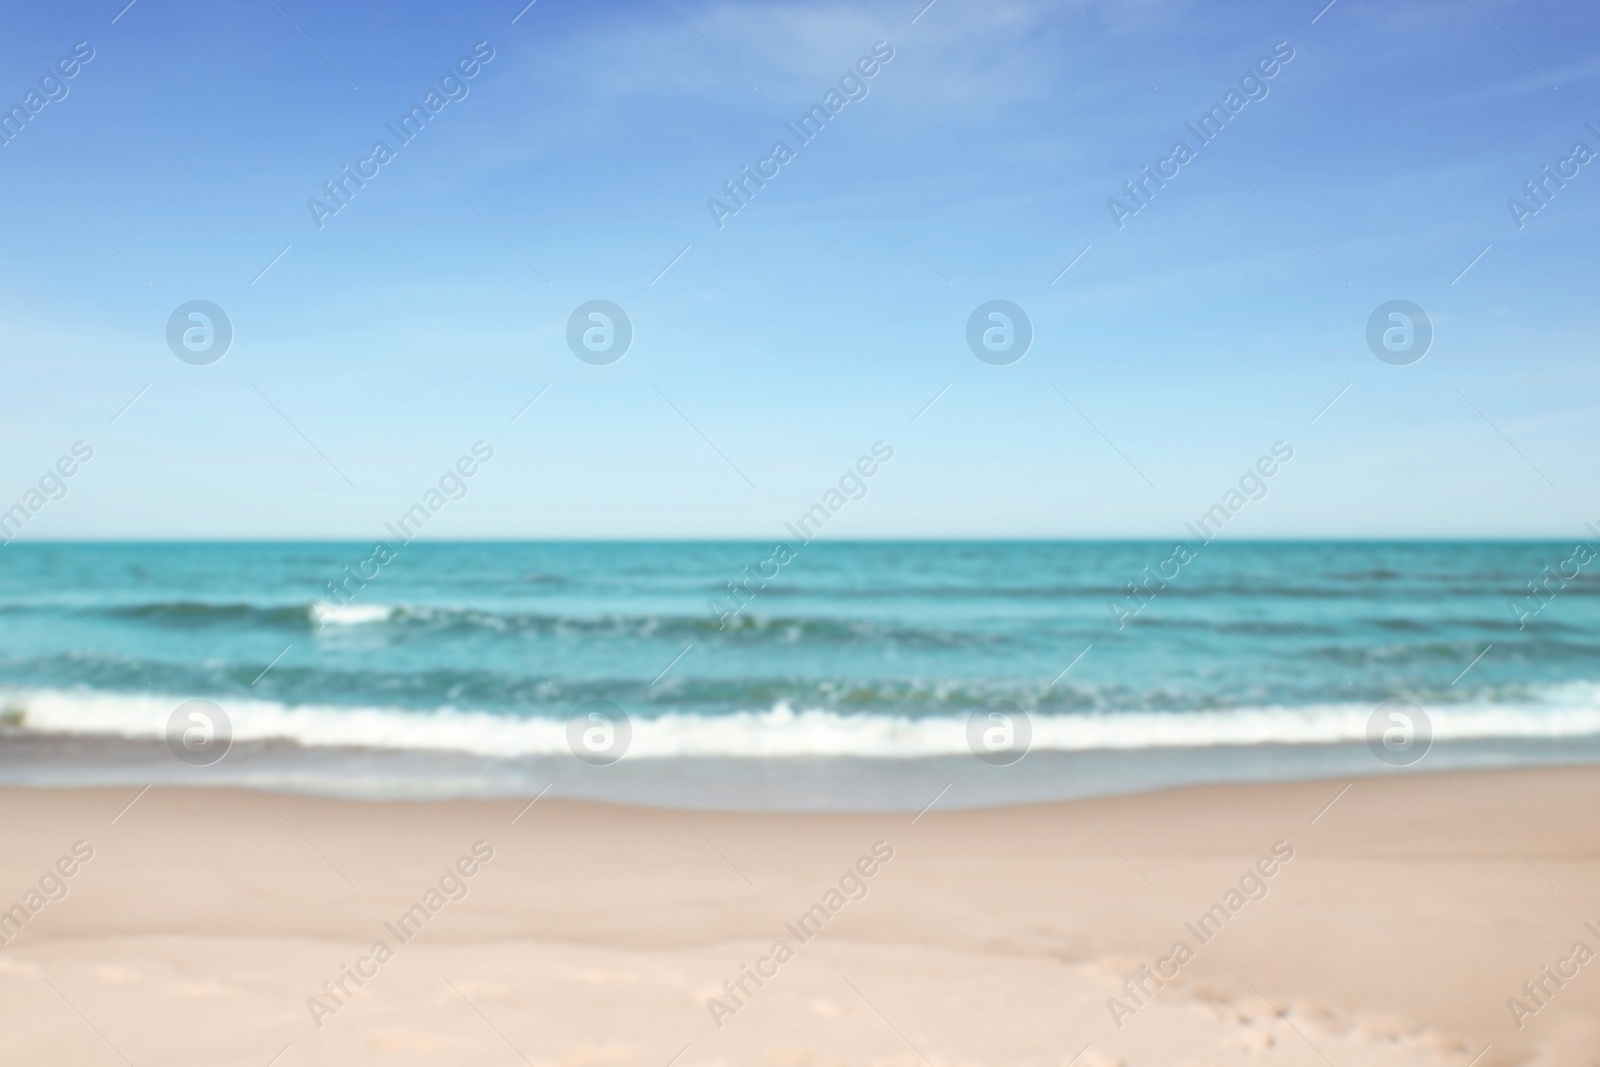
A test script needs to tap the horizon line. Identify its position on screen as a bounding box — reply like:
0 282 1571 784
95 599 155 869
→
1 536 1589 546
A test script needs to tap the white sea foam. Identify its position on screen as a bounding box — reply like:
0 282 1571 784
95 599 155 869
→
7 685 1600 759
309 602 397 627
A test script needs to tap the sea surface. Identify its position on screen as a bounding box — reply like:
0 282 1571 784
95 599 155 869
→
0 541 1596 807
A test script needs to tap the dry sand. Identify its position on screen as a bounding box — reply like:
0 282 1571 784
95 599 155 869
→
1 766 1597 1067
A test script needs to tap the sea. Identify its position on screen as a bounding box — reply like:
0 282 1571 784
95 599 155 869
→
0 540 1597 809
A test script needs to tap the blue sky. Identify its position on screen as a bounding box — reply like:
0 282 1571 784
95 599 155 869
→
1 0 1596 539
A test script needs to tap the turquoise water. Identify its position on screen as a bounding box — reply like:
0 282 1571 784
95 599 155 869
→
0 541 1597 765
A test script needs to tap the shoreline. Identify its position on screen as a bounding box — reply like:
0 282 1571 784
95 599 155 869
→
2 727 1600 809
2 768 1597 1065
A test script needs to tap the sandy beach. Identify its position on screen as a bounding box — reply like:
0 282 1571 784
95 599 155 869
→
7 0 1593 1059
0 767 1595 1067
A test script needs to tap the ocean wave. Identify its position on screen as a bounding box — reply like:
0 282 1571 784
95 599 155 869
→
310 602 398 626
105 601 313 626
105 599 406 630
49 596 1597 649
6 684 1600 759
85 599 998 644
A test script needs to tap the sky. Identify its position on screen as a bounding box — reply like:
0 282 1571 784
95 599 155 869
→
0 0 1597 540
